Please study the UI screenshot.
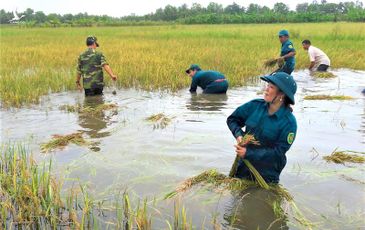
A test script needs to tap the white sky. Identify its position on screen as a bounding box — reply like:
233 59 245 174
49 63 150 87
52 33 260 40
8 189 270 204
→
2 0 364 17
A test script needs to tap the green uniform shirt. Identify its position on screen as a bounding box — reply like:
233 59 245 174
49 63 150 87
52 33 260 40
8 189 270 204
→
77 48 108 90
227 99 297 183
280 40 296 72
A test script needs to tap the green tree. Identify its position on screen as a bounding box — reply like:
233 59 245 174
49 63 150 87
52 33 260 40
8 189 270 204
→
224 2 244 14
207 2 223 13
0 9 13 23
273 2 289 14
296 3 309 13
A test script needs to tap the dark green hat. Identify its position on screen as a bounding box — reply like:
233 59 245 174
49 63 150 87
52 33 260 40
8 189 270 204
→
278 30 289 37
86 36 99 47
185 64 201 74
260 72 297 105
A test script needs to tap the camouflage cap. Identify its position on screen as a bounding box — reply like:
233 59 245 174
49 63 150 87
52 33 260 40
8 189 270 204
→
86 36 99 47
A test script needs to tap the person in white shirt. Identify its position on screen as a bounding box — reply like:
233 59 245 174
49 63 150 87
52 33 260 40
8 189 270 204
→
302 40 331 72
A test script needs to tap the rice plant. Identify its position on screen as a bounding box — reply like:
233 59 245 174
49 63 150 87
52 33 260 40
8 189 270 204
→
1 23 364 107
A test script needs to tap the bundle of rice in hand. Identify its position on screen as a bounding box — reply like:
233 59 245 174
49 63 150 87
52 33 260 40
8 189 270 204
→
264 58 284 68
229 133 260 178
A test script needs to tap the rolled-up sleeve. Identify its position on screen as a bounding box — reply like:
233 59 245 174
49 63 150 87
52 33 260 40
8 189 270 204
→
227 101 255 138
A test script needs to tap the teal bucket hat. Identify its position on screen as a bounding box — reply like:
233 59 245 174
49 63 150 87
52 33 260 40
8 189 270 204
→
261 72 297 105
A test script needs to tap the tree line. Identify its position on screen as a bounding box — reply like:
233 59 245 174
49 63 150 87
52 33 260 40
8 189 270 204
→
1 0 364 27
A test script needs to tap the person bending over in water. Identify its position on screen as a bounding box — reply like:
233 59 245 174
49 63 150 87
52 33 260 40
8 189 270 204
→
302 39 331 72
227 72 297 183
185 64 229 94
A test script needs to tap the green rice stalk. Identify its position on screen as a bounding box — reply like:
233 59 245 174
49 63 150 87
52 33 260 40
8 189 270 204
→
241 159 270 190
229 133 260 178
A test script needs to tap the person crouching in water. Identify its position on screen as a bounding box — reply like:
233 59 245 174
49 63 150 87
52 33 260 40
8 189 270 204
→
302 39 331 72
186 64 229 94
227 72 297 183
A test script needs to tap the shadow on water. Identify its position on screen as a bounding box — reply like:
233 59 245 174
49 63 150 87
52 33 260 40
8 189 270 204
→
78 95 117 152
186 93 228 112
222 187 288 230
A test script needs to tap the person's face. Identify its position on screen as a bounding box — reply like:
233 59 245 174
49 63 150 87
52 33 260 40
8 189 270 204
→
302 43 310 50
279 35 288 44
187 69 197 78
264 83 283 103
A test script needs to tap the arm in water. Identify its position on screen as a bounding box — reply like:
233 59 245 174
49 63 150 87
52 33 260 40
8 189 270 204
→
103 64 117 81
76 73 82 91
76 55 82 91
189 76 198 93
308 61 315 71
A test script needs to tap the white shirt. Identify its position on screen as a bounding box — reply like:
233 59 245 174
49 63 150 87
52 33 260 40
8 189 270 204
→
307 46 331 68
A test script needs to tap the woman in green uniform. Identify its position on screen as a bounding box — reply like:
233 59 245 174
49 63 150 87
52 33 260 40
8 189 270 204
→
226 72 297 183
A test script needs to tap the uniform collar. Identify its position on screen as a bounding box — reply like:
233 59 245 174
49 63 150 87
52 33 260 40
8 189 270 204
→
281 39 290 47
266 103 288 118
87 47 95 53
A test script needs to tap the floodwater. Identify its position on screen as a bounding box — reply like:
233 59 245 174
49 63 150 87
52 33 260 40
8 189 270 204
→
1 69 364 229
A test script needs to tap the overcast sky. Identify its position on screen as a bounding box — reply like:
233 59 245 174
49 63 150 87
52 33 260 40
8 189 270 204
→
2 0 364 17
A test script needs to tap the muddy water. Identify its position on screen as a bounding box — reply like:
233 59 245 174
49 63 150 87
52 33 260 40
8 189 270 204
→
1 69 364 229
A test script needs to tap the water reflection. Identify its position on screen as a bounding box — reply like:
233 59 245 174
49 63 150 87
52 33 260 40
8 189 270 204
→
223 187 288 229
77 95 117 151
186 94 228 112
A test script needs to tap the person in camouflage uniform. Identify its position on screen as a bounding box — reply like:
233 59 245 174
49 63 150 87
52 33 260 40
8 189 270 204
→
76 36 117 96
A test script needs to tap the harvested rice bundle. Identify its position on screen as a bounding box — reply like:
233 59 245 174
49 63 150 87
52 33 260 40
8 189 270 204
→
304 95 353 100
145 113 173 129
229 133 260 178
264 58 284 68
312 71 336 78
41 132 88 153
323 150 365 164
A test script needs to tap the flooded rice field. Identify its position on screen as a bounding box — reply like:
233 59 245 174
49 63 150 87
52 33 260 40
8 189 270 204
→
1 69 364 229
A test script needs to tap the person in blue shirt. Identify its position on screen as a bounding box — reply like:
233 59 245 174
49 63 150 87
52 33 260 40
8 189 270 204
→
185 64 229 94
227 72 297 183
274 30 296 75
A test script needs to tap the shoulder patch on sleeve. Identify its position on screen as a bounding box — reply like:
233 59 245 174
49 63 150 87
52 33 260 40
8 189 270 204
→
288 44 293 49
287 132 295 144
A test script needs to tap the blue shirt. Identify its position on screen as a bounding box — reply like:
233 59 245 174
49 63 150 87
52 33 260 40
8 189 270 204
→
190 70 226 92
226 99 297 183
281 40 296 71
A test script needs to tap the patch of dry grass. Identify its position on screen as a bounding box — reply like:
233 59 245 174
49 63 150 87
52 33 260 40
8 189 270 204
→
145 113 173 129
59 103 118 116
41 132 88 153
312 71 336 78
304 95 353 100
323 150 365 164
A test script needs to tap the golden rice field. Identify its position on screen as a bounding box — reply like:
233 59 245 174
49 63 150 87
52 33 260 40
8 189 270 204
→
1 22 364 107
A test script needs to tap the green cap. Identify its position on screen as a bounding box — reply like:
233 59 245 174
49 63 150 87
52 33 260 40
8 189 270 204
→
278 30 289 37
185 64 201 74
260 72 297 105
86 36 99 47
